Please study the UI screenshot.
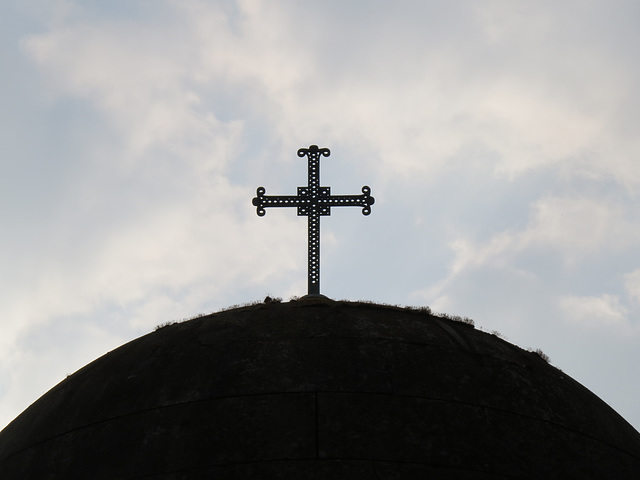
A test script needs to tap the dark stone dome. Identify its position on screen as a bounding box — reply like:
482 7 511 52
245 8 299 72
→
1 297 639 479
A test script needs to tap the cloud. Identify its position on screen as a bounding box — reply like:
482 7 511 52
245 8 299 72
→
4 1 313 349
559 293 631 331
418 190 640 343
523 195 640 257
26 0 637 193
22 8 241 161
453 193 640 271
624 269 640 305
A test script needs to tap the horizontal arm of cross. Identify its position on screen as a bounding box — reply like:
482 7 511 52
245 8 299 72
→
252 187 308 216
318 186 375 215
253 185 375 216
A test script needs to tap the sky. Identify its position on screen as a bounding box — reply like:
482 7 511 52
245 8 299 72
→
1 0 640 433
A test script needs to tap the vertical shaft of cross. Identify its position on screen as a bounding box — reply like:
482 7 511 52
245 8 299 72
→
308 147 320 194
308 214 320 295
307 147 321 295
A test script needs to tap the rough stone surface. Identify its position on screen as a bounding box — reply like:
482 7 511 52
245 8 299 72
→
1 297 639 479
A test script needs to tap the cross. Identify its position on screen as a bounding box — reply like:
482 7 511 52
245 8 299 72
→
252 145 374 295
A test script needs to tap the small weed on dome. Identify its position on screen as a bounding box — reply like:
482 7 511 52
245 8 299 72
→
154 321 178 331
529 348 551 363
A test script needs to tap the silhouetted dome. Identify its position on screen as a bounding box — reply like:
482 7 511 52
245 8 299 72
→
1 297 639 478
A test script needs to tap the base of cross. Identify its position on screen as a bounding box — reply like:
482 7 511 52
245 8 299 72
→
297 294 335 305
300 293 332 300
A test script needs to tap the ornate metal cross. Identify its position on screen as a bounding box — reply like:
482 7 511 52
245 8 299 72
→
252 145 374 295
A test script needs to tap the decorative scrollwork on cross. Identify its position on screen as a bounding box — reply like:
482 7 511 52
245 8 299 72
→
252 145 374 295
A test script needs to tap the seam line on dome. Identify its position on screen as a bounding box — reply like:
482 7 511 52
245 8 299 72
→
4 392 639 464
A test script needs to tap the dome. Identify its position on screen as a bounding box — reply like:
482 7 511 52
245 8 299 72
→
1 296 639 478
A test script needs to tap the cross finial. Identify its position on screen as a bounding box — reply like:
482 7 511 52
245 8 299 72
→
252 145 374 295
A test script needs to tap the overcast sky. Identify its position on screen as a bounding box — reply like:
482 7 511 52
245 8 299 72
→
1 0 640 433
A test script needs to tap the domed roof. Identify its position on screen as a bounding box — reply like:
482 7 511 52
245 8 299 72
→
1 297 639 478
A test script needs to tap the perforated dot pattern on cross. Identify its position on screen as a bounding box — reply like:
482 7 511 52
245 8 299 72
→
252 145 373 295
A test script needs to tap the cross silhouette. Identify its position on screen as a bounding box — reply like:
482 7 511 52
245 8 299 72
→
252 145 374 295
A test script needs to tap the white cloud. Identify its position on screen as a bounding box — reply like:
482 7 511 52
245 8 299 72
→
624 269 640 305
440 193 640 279
16 0 640 191
21 12 242 162
2 1 309 350
560 293 631 331
524 195 640 256
418 191 640 345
